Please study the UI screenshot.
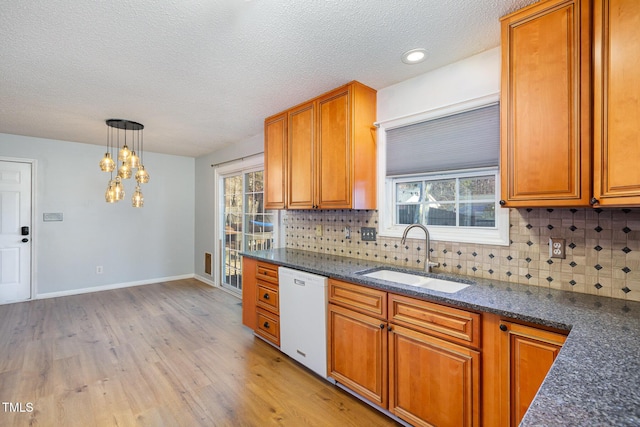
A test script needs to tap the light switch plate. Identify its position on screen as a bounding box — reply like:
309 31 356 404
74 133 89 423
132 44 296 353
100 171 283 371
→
361 227 377 241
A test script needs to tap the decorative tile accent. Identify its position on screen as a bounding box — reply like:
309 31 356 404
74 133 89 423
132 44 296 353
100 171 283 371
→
282 207 640 302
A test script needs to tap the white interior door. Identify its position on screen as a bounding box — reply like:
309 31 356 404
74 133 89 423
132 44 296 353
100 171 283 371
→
0 160 32 303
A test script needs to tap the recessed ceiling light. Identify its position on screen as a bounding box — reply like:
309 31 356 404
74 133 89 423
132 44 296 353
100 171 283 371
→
401 48 427 64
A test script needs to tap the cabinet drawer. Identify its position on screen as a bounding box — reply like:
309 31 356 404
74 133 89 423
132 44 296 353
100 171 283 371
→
256 262 279 285
389 294 480 348
328 279 387 319
257 284 279 314
255 308 280 346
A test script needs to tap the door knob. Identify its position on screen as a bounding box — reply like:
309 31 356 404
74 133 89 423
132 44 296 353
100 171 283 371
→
21 238 29 243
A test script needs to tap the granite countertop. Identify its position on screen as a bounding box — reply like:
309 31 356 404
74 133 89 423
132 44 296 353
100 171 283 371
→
241 248 640 427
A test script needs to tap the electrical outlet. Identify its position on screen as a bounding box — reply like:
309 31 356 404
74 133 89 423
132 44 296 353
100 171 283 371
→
344 226 351 239
96 266 103 274
361 227 377 241
315 224 323 237
549 238 566 259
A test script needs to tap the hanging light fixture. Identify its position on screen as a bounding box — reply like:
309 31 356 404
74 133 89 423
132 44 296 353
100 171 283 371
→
100 119 150 207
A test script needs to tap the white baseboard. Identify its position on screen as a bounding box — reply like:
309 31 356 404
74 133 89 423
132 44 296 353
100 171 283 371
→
193 276 242 299
35 274 195 300
194 274 216 287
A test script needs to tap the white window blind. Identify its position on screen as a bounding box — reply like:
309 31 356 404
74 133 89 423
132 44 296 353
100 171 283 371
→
386 104 500 176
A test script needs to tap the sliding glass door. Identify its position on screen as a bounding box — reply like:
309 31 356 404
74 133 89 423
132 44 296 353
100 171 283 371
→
220 168 276 294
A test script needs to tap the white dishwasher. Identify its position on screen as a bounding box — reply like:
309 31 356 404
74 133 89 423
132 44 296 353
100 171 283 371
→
278 266 328 378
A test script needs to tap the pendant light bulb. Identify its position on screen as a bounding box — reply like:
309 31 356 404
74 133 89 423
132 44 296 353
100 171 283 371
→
135 165 150 184
114 176 125 200
118 162 132 179
105 180 117 203
100 152 116 172
132 185 144 208
118 144 131 162
129 151 140 169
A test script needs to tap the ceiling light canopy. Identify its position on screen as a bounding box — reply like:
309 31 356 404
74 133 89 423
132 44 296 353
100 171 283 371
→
401 48 427 64
100 119 150 207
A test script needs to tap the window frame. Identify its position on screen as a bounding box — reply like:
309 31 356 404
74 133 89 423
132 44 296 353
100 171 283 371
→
376 94 509 246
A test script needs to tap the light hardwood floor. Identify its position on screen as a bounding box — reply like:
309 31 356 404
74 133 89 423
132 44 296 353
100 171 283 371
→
0 279 399 427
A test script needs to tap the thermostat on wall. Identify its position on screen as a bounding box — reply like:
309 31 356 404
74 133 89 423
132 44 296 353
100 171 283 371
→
43 212 63 222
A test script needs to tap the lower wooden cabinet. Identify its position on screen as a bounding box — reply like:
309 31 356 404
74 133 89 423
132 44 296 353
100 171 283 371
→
482 314 567 426
500 320 566 426
241 258 281 347
328 280 480 426
389 324 480 427
328 303 388 407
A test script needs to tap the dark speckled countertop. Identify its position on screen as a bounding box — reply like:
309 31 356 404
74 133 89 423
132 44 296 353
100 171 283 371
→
242 248 640 427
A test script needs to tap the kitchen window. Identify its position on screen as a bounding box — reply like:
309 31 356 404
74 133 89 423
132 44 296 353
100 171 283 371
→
394 170 497 227
378 98 509 245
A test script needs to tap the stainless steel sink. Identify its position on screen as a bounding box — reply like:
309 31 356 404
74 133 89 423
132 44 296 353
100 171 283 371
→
360 269 471 293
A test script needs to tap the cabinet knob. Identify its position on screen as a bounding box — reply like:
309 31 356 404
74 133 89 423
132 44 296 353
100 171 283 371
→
590 197 599 206
263 321 270 329
499 200 506 206
263 293 270 300
379 323 385 329
499 324 508 332
387 326 393 332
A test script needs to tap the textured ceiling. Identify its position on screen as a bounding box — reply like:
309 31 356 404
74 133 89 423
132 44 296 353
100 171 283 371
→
0 0 537 157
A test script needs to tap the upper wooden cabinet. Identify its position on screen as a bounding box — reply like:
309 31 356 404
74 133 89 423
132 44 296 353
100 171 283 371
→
593 0 640 206
500 0 592 207
264 81 377 210
501 0 640 207
264 113 287 210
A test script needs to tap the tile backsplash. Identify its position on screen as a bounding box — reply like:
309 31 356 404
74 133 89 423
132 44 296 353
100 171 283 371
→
283 208 640 302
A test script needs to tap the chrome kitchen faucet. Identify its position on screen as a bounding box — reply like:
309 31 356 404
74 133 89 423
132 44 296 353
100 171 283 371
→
401 224 440 273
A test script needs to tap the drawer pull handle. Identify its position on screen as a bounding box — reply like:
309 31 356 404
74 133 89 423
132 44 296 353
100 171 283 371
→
263 293 270 300
263 321 270 329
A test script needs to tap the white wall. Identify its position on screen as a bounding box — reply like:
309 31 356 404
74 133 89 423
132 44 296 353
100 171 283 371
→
377 47 500 122
0 133 195 296
194 134 263 281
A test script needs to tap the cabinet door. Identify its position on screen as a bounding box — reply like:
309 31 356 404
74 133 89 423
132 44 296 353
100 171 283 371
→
288 102 315 209
499 320 566 426
328 303 388 408
389 324 480 427
500 0 591 206
316 87 351 209
264 113 287 209
593 0 640 206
